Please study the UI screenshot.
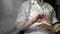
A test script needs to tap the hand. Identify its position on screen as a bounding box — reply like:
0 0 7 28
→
47 28 56 34
32 14 42 23
32 13 48 23
37 13 48 23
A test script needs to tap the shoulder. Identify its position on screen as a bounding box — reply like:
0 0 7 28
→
43 2 54 11
46 3 53 8
21 1 29 8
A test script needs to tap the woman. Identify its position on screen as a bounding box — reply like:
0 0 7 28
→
15 0 58 34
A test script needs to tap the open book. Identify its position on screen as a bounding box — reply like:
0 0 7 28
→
37 21 60 32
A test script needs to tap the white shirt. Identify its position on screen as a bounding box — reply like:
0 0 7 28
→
16 0 58 34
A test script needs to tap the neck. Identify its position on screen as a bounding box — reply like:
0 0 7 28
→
36 0 43 5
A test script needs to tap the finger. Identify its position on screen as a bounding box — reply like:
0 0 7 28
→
37 14 41 20
40 14 43 19
41 14 44 19
36 14 42 21
45 15 48 20
46 16 48 20
41 18 46 22
43 14 48 20
37 19 42 23
47 29 56 34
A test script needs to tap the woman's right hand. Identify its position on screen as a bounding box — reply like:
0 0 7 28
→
32 13 44 23
33 13 48 23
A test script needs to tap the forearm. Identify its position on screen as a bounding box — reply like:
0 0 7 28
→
16 19 35 31
22 19 35 31
16 22 23 29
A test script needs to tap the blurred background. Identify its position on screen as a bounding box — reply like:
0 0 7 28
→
0 0 60 34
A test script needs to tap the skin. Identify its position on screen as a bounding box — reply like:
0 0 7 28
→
37 0 42 5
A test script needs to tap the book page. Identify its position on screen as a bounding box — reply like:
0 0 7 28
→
37 21 56 32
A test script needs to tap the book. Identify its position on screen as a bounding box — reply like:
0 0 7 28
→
37 21 60 32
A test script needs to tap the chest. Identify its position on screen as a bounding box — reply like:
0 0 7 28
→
29 4 52 18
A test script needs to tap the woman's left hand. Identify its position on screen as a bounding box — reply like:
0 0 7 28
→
47 28 56 34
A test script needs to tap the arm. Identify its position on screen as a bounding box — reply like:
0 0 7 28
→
51 9 58 24
16 14 42 30
16 18 36 30
46 9 59 34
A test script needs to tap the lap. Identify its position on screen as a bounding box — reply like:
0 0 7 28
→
24 27 49 34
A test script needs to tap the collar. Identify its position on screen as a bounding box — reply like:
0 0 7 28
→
31 0 44 5
31 0 36 4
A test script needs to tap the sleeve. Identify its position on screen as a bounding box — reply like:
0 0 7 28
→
15 2 28 25
51 9 58 24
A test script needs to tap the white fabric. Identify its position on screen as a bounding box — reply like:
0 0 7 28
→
16 0 58 34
